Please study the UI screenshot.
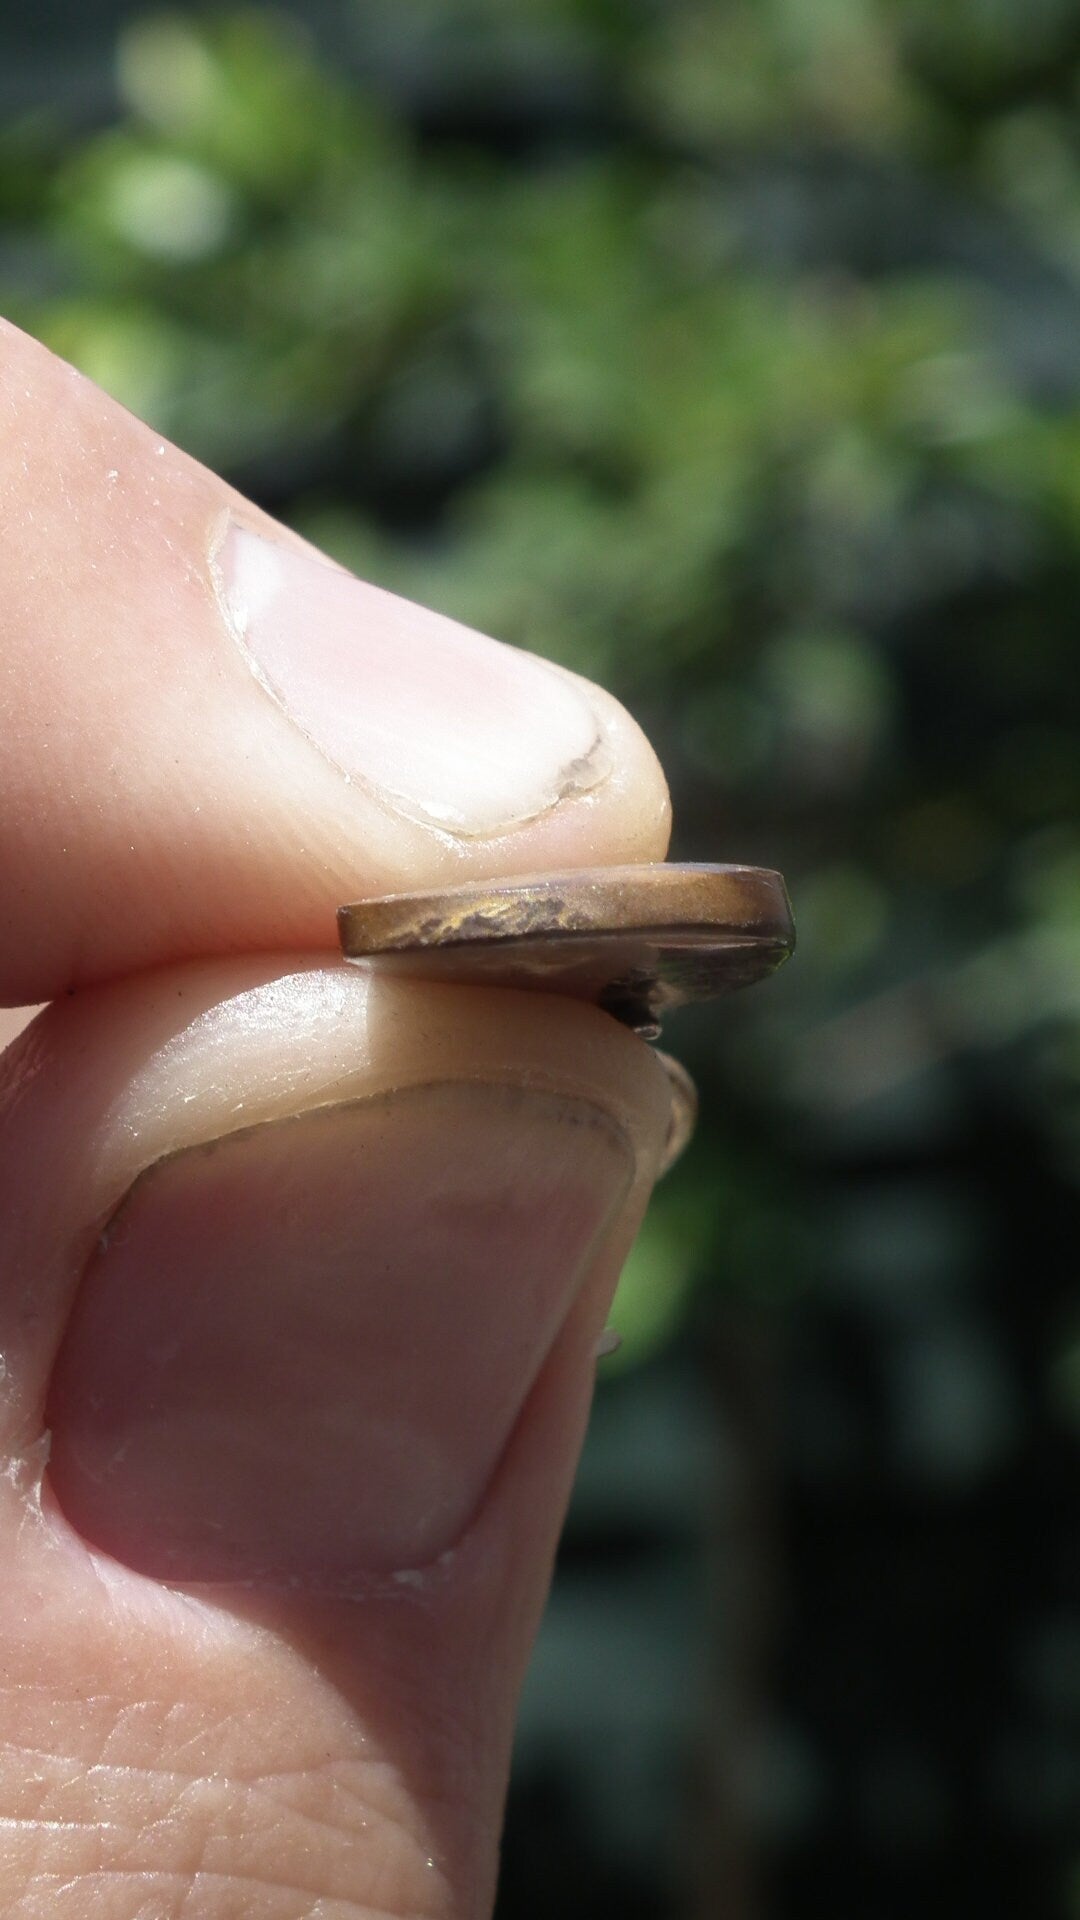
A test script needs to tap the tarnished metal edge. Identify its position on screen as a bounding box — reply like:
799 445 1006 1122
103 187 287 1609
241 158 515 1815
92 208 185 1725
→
339 864 794 957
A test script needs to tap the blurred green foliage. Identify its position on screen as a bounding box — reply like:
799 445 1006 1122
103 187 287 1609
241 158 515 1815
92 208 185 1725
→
4 2 1080 1909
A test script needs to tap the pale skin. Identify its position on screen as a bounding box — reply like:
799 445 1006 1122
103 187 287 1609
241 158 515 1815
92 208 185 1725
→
0 318 673 1917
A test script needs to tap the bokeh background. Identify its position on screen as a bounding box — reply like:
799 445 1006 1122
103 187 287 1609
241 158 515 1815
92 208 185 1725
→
3 2 1080 1914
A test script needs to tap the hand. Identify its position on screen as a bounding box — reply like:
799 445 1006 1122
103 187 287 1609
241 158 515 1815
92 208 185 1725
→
0 317 672 1917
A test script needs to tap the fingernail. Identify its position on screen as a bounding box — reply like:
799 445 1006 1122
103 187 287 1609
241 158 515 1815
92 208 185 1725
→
213 521 610 836
595 1327 622 1359
46 1084 633 1583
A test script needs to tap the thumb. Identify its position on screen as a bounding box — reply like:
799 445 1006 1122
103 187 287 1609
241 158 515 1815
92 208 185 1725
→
0 316 668 1005
1 961 669 1918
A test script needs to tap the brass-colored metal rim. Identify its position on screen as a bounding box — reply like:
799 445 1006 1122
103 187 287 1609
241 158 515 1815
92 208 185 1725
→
337 864 794 1036
338 863 793 957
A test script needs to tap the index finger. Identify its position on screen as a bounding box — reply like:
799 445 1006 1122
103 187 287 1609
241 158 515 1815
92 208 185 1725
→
0 319 669 1005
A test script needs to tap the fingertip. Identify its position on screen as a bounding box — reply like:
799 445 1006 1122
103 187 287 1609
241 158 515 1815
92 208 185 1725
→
0 322 670 999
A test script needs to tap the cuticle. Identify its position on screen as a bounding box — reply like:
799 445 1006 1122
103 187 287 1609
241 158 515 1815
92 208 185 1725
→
94 1077 637 1255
